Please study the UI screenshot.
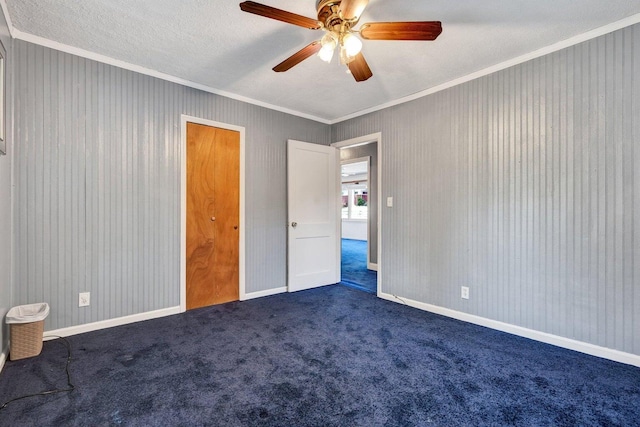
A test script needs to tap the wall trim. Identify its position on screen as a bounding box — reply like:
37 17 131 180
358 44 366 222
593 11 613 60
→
8 28 330 125
0 0 15 378
3 3 639 125
0 0 15 39
36 288 285 342
331 12 640 124
332 132 382 296
42 306 181 340
0 346 6 373
242 287 287 301
379 292 640 368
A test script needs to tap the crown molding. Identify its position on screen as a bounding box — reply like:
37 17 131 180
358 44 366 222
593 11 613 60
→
330 12 640 124
0 0 15 39
9 27 332 125
2 2 640 126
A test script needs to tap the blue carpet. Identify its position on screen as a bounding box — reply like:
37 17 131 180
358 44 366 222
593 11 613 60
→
341 238 377 294
1 285 639 426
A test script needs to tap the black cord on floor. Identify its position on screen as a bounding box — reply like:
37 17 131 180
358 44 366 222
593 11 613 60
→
0 335 75 411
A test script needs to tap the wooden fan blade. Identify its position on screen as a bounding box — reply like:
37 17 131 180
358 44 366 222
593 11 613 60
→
239 1 322 30
360 21 442 40
273 41 322 72
348 53 373 82
339 0 369 21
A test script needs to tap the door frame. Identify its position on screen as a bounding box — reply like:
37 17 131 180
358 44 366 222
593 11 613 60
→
180 114 246 312
332 132 382 295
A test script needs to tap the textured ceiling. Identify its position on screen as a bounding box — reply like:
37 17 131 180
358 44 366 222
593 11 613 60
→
5 0 640 122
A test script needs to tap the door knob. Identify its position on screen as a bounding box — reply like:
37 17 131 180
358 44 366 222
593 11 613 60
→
210 217 216 221
291 222 297 228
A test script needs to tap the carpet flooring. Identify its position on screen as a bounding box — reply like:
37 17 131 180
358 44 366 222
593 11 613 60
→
1 285 639 426
341 238 377 294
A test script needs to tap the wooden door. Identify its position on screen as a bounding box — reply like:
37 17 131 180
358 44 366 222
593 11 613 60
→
287 140 340 292
186 122 240 309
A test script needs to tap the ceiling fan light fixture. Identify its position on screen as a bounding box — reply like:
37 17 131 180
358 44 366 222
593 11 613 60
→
342 32 362 57
339 44 353 65
318 32 337 63
318 44 335 63
239 1 442 83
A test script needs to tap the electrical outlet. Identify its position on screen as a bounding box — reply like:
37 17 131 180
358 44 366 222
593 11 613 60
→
79 292 90 307
461 286 469 300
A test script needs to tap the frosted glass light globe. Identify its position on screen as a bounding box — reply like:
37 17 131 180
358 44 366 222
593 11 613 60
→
342 33 362 57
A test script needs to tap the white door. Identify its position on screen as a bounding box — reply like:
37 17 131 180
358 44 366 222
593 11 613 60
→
287 140 340 292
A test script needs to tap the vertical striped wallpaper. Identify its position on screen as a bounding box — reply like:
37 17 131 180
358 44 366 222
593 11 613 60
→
332 24 640 355
10 21 640 356
12 40 330 330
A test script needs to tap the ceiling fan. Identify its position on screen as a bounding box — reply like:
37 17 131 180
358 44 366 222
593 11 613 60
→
239 0 442 82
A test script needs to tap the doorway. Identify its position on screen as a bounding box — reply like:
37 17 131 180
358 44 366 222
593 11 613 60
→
180 116 246 311
340 159 376 293
332 133 381 295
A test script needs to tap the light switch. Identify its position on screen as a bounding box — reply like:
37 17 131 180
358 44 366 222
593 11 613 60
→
386 197 393 207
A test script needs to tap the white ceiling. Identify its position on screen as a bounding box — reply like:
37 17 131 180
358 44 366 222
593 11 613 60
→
4 1 640 123
342 161 368 177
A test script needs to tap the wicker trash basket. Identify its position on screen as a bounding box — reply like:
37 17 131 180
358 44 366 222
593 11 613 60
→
6 303 50 361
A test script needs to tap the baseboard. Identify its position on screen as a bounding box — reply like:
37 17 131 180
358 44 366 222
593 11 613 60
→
43 306 182 340
0 346 7 374
379 292 640 368
367 262 378 271
42 288 289 339
242 287 287 301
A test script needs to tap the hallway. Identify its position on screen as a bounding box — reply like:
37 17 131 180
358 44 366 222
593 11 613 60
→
340 239 377 294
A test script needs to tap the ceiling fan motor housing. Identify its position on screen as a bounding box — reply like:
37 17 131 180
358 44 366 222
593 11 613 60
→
317 0 358 31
